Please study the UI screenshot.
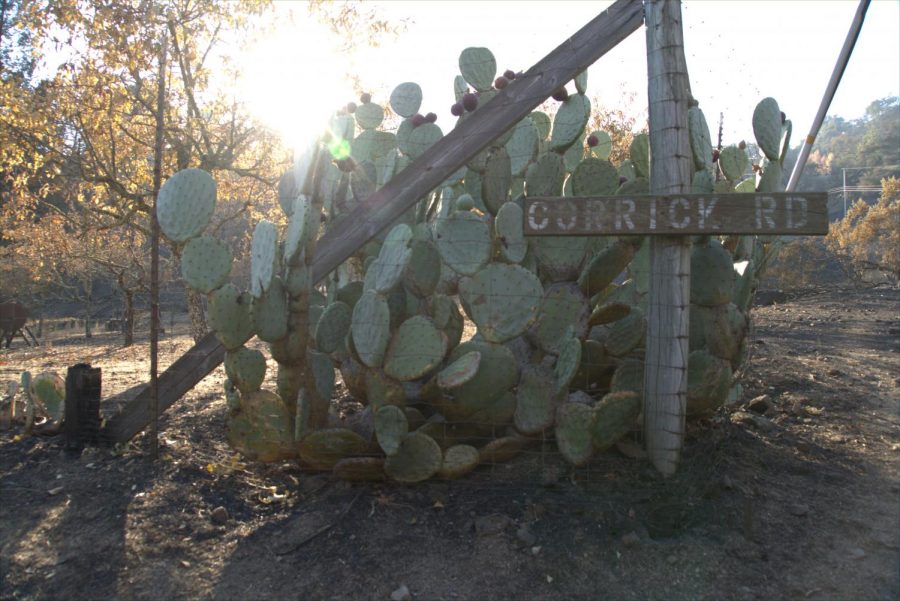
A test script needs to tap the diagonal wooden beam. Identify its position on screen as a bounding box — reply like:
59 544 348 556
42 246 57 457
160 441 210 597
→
101 0 645 444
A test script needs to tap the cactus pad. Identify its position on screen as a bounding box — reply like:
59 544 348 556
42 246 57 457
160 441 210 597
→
494 201 528 264
250 220 278 298
588 130 613 160
525 151 566 196
605 306 646 357
436 350 481 390
529 283 590 354
389 82 423 118
364 368 406 409
30 372 64 422
384 432 443 482
224 347 267 394
375 404 409 456
479 435 526 464
459 263 543 343
610 358 645 396
157 168 216 243
384 316 448 381
481 147 511 215
403 239 441 296
208 284 255 351
226 391 294 462
371 223 413 293
555 402 595 466
181 235 232 294
514 365 558 434
718 145 749 181
591 390 640 451
752 97 782 161
688 106 713 172
351 290 391 368
405 122 443 160
355 101 385 130
630 134 650 179
578 241 635 297
506 118 539 176
555 333 582 392
458 47 497 93
687 350 732 415
299 428 369 471
691 240 735 307
434 210 492 276
571 158 619 196
315 301 352 354
550 93 590 152
438 444 481 479
253 277 288 342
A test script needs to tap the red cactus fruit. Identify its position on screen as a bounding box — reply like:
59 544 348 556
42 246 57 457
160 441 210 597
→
619 176 628 185
738 140 747 150
494 76 509 90
425 112 437 123
552 87 568 102
346 102 357 114
360 92 372 104
504 69 516 80
587 135 599 148
411 113 426 127
450 103 464 117
462 93 478 112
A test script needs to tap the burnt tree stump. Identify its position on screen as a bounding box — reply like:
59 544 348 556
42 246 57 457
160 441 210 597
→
65 364 102 450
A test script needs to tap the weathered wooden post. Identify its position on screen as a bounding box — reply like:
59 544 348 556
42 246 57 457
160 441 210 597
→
65 363 102 451
643 0 694 476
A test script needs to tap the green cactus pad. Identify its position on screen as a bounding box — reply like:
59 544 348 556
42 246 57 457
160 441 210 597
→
555 332 582 392
403 239 441 296
529 111 551 140
752 97 782 161
578 240 635 297
610 358 645 396
308 349 335 402
479 435 526 464
315 301 352 354
591 390 641 451
617 161 636 184
250 220 278 298
384 431 443 482
588 130 613 160
688 106 713 172
180 235 232 295
468 389 517 427
605 306 646 357
252 277 288 343
444 340 518 419
351 129 397 165
734 177 756 193
691 168 714 194
436 350 481 390
405 122 444 160
384 316 448 381
525 151 566 196
283 195 313 267
299 428 370 471
375 404 409 456
555 402 595 466
459 263 543 343
389 82 423 118
506 118 539 176
157 168 216 243
570 158 618 196
355 101 384 130
458 47 497 93
224 347 267 394
453 74 468 102
494 201 528 264
209 284 255 351
718 145 749 181
30 372 64 422
687 350 732 415
336 281 365 311
370 223 413 294
224 379 241 412
333 457 386 481
277 170 299 216
351 290 391 368
529 283 590 354
563 138 584 172
226 391 294 462
438 444 481 479
550 93 591 152
364 368 407 410
482 147 511 215
630 134 650 179
434 210 492 276
691 240 735 307
589 302 631 326
514 365 559 434
574 70 588 95
757 160 784 193
531 235 589 283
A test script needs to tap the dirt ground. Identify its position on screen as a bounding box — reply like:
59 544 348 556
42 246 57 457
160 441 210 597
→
1 286 898 601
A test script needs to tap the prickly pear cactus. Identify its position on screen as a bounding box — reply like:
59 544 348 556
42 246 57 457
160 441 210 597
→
155 47 789 480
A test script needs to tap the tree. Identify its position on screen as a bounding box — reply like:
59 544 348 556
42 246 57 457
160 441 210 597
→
826 177 899 281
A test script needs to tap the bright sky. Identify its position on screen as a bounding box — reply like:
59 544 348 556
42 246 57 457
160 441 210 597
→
237 1 900 152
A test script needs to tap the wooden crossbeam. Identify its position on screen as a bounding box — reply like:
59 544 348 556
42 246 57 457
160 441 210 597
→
101 0 646 444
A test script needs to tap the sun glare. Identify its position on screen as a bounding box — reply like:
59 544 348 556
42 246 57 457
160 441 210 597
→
236 11 356 155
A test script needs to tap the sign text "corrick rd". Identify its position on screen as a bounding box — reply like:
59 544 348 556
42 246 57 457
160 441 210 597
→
523 193 828 236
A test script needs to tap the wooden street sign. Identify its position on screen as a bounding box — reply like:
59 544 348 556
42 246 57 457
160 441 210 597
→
523 192 828 236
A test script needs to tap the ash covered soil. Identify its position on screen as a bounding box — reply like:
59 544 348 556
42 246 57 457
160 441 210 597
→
1 286 898 601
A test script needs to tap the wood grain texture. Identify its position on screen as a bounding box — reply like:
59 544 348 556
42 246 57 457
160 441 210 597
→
643 0 693 477
523 193 829 235
101 0 646 443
